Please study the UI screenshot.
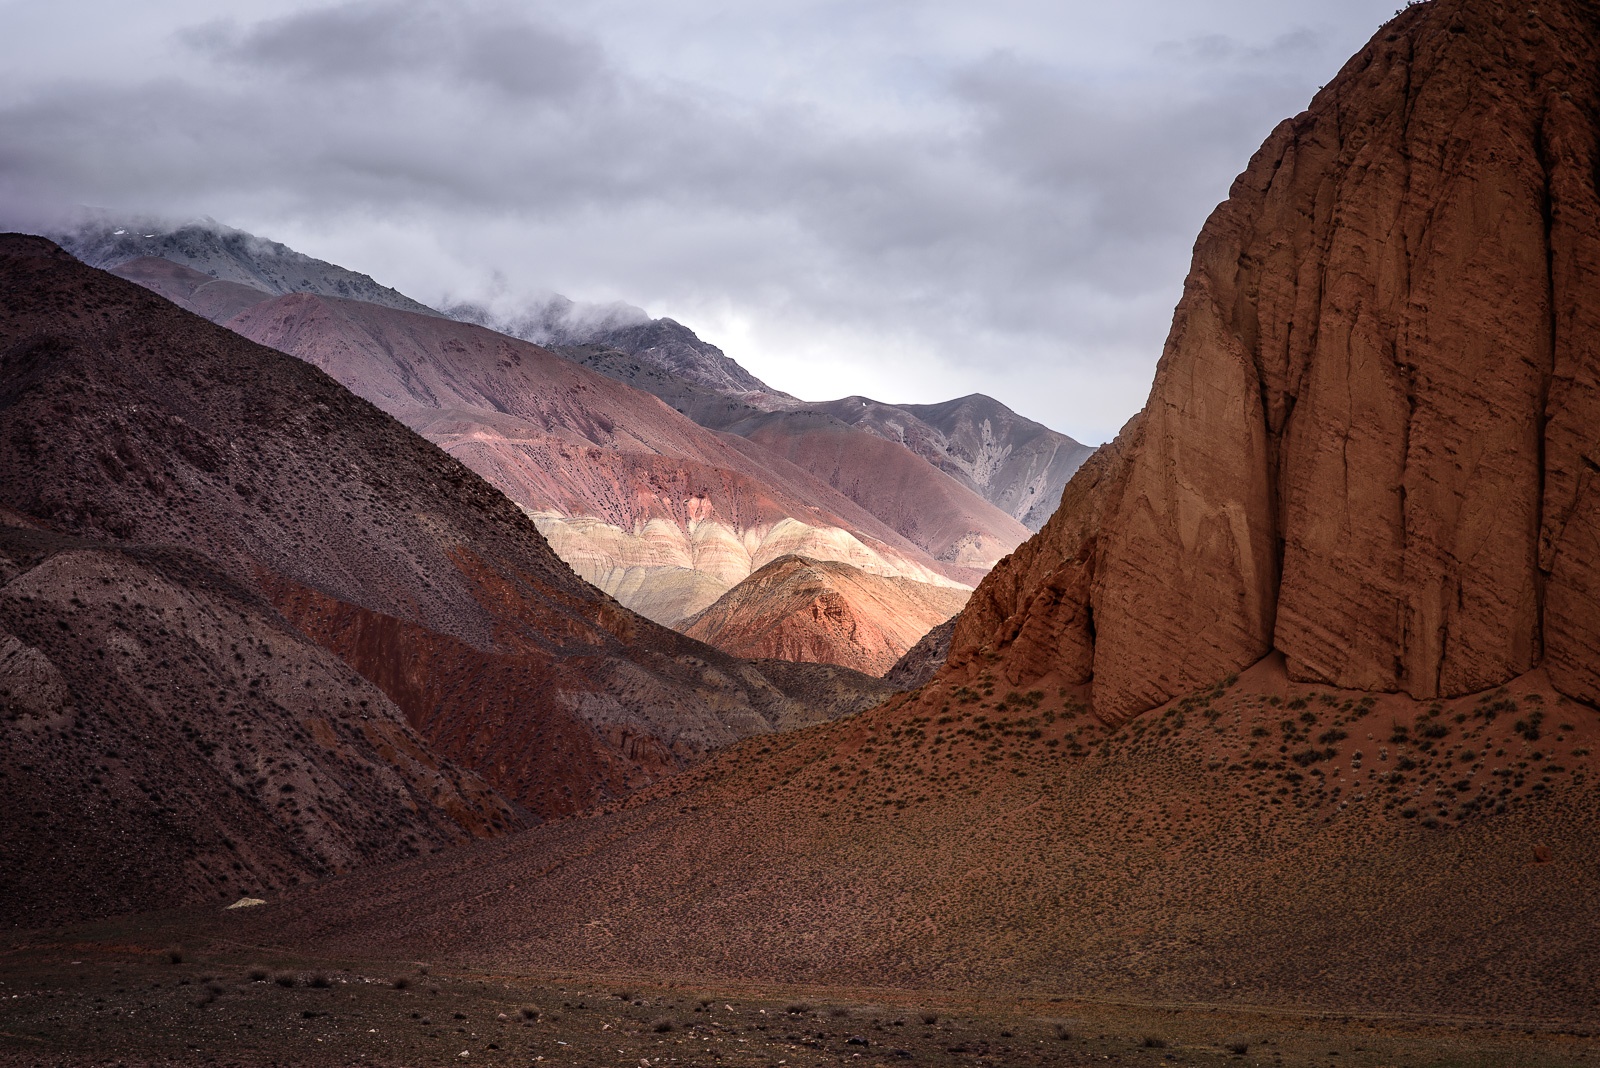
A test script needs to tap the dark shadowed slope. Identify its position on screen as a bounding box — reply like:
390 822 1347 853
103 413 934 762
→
0 235 886 842
0 516 515 929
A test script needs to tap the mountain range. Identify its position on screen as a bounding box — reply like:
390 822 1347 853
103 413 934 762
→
0 236 890 923
4 0 1598 1047
64 227 1090 674
206 0 1600 1025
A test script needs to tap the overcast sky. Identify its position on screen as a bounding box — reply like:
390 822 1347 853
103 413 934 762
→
0 0 1397 443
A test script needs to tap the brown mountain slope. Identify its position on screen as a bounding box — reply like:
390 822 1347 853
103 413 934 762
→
680 555 969 675
0 235 885 831
220 292 976 625
0 518 515 928
555 335 1089 536
947 0 1600 723
240 659 1600 1022
109 255 274 324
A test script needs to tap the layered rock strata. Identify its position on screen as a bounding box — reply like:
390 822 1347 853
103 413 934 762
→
946 0 1600 721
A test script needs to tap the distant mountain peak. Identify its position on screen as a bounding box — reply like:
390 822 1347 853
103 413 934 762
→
445 295 785 399
54 215 439 318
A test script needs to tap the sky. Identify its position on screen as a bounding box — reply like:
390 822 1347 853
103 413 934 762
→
0 0 1399 444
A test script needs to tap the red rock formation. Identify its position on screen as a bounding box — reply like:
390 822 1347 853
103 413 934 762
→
945 0 1600 721
681 555 969 675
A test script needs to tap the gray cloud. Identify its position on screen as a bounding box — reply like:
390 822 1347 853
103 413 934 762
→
0 0 1398 441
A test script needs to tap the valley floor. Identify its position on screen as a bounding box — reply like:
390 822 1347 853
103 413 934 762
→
0 923 1595 1068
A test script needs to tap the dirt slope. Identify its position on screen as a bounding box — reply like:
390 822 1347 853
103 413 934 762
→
0 518 515 929
0 235 885 835
239 658 1600 1022
681 555 969 675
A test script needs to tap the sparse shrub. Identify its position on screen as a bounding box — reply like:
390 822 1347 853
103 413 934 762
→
786 1003 811 1015
308 973 332 989
520 1007 540 1020
1401 806 1419 819
652 1017 677 1033
1223 1036 1250 1054
828 1007 850 1018
165 947 184 965
920 1012 939 1025
274 974 296 988
1141 1035 1168 1048
1052 1022 1072 1040
392 977 410 990
248 968 269 982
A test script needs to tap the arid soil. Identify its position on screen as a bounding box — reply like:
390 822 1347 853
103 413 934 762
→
682 555 969 675
948 0 1600 722
212 658 1600 1024
7 933 1591 1068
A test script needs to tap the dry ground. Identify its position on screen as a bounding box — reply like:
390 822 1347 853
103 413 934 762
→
2 927 1595 1068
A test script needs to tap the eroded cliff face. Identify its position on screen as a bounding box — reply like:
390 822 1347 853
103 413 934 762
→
946 0 1600 721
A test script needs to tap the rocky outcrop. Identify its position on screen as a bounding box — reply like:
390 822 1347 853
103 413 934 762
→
945 0 1600 722
881 616 957 690
682 555 969 675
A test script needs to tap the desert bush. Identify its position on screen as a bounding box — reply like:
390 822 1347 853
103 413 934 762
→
1141 1035 1167 1048
1223 1036 1250 1054
786 1003 811 1015
920 1012 939 1025
392 977 410 990
165 947 183 965
1052 1022 1072 1040
652 1017 677 1033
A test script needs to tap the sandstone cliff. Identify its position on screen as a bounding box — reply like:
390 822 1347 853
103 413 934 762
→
947 0 1600 722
